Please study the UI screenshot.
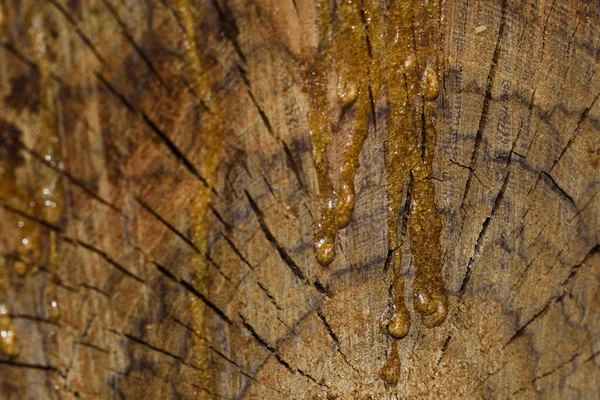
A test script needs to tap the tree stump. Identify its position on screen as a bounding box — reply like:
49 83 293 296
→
0 0 599 398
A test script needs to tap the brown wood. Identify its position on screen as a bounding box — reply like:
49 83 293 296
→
0 0 599 398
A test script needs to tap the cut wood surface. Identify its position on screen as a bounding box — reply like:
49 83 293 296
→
0 0 599 399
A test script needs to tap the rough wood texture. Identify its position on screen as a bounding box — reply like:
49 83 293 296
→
0 0 599 398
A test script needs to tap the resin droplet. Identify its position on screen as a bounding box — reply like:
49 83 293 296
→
334 181 355 229
403 54 417 75
423 64 440 101
0 305 19 358
314 234 335 266
414 285 448 328
380 341 401 387
387 274 411 339
388 311 410 339
338 81 358 107
303 0 371 266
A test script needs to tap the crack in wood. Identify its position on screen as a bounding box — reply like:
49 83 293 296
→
154 263 233 325
245 190 307 282
46 0 107 66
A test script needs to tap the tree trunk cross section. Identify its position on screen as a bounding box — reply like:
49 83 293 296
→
0 0 598 399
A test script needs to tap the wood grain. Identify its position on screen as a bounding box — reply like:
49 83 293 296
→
0 0 598 398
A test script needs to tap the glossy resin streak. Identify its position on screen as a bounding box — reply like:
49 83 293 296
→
175 1 224 397
304 0 447 335
0 4 65 357
302 0 372 266
385 0 447 334
372 0 447 386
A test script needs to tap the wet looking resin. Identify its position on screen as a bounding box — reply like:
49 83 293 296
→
301 0 372 267
174 0 224 396
382 0 448 340
0 4 65 357
303 0 448 383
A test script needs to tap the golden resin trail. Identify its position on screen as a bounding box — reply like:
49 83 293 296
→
303 0 372 266
175 0 224 397
0 5 65 357
359 0 447 385
373 0 448 344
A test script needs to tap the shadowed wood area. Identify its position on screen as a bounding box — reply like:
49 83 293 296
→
0 0 599 398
